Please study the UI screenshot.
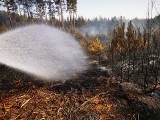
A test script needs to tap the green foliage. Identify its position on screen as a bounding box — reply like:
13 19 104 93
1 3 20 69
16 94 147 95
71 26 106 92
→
88 37 105 62
88 37 105 55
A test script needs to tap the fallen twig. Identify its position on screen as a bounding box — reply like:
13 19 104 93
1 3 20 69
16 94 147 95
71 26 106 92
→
21 98 31 108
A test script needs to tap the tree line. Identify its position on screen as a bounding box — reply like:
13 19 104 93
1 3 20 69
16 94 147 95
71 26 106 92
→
0 0 77 28
77 18 159 93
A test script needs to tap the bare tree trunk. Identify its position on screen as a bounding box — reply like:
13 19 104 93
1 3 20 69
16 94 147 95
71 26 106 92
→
59 0 64 28
144 65 148 93
44 0 47 21
23 3 26 18
4 0 12 27
40 6 42 21
120 56 123 83
25 0 30 18
73 12 75 27
69 10 72 27
18 3 21 16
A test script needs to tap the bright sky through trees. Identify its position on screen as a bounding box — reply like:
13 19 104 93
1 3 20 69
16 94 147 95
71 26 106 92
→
77 0 160 19
0 0 159 19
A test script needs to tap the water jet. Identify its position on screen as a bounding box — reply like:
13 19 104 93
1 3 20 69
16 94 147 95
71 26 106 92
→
0 24 88 80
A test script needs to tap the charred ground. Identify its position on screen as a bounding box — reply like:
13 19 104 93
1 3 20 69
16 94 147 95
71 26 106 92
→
0 64 160 120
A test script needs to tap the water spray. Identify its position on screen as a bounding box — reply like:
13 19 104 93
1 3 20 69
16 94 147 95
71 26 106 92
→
0 24 88 80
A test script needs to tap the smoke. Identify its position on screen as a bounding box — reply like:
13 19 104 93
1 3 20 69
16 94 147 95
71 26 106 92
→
0 24 88 80
78 21 109 36
78 18 146 38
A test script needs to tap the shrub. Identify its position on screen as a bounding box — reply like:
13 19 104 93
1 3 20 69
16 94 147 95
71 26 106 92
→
0 23 8 33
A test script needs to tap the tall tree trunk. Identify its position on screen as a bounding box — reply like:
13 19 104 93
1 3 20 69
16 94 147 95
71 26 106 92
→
69 10 72 27
73 12 75 27
18 3 21 16
4 0 12 27
59 0 64 28
44 0 47 21
25 0 30 18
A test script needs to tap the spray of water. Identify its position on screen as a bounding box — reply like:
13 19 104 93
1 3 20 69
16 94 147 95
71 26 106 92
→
0 24 88 80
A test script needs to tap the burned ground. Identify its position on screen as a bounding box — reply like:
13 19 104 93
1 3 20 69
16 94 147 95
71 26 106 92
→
0 64 160 120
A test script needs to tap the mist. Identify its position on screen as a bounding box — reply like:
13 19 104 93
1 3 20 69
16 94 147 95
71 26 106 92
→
0 24 88 80
78 17 147 42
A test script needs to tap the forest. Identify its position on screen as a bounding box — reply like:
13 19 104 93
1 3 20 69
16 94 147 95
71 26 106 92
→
0 0 160 120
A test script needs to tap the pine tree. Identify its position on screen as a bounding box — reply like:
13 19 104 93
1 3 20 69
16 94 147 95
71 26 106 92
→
67 0 77 27
47 0 56 24
88 37 105 62
55 0 65 28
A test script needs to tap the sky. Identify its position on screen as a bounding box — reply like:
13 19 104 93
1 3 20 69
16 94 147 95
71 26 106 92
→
0 0 159 20
77 0 160 19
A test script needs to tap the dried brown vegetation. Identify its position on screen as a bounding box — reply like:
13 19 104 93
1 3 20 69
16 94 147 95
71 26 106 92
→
0 64 159 120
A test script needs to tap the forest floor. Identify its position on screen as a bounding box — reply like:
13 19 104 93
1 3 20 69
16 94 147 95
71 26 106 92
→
0 63 160 120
